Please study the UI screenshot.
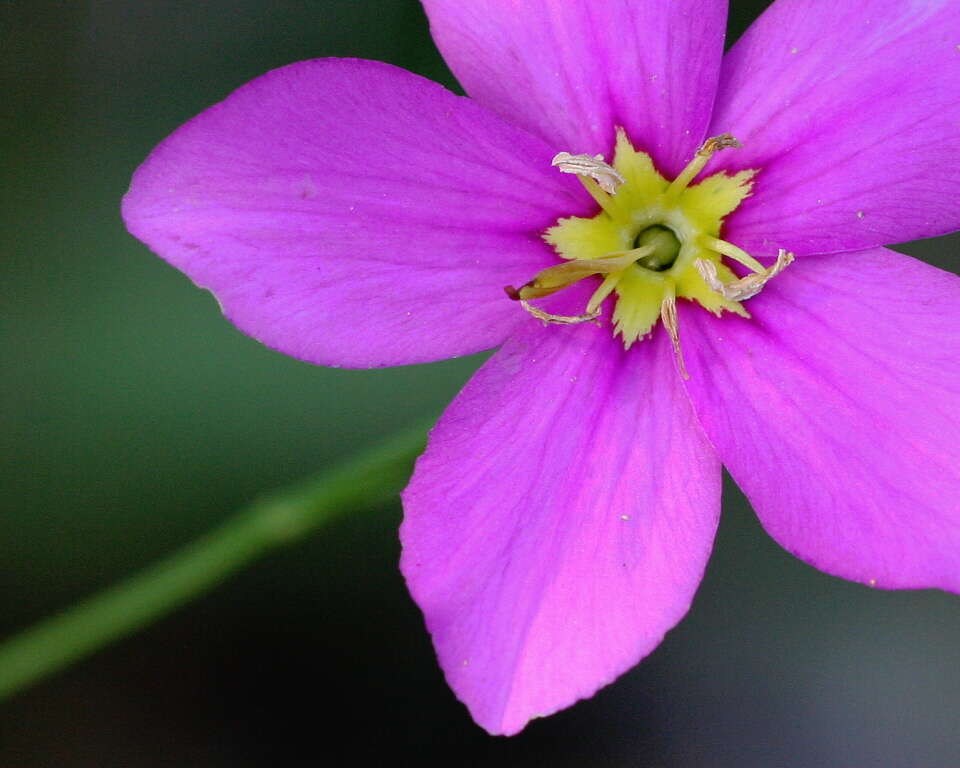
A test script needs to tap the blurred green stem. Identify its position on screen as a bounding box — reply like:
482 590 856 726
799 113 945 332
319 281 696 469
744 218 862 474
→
0 421 430 700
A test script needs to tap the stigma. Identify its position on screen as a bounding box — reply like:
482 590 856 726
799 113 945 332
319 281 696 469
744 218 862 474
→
506 130 793 376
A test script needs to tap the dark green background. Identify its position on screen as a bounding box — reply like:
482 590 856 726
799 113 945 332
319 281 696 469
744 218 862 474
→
2 1 959 765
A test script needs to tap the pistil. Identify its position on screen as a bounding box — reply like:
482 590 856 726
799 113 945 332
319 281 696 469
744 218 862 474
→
634 226 681 271
586 272 623 315
505 245 655 323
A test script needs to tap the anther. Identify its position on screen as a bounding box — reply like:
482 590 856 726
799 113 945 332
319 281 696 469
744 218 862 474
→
699 133 742 155
666 133 741 201
695 249 795 302
551 152 625 195
551 151 624 216
519 300 602 326
660 283 689 379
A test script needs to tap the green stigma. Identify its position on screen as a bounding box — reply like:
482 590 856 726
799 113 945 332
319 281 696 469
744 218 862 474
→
633 225 681 271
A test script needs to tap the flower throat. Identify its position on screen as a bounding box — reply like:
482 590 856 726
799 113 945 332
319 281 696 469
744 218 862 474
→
505 130 793 376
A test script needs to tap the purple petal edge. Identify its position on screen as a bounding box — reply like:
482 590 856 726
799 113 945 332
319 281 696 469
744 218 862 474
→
422 0 728 177
713 0 960 255
684 247 960 593
401 320 720 734
123 58 590 368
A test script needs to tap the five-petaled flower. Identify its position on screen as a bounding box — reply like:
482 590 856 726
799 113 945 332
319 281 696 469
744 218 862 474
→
123 0 960 736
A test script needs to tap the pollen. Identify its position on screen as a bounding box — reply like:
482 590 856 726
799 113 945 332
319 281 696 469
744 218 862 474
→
506 129 793 372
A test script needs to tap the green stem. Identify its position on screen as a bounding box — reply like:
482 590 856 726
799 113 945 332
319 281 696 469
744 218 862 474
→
0 420 430 700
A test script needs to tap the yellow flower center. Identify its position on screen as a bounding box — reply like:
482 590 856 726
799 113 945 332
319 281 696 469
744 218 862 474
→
507 129 794 375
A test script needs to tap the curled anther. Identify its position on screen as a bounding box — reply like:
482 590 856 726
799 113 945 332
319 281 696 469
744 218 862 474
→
520 300 602 326
660 291 689 379
551 152 625 195
698 133 741 156
666 133 742 199
695 249 795 301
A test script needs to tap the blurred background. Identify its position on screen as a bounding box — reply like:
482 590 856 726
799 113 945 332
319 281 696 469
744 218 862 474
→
2 1 959 765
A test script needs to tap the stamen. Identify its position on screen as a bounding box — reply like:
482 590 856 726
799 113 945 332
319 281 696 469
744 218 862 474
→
665 133 741 201
660 281 689 379
586 273 622 315
551 152 625 195
695 249 795 301
698 235 767 274
541 130 767 358
519 300 601 326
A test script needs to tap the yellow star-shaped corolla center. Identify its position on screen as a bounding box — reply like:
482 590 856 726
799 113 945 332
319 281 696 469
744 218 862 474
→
544 129 756 348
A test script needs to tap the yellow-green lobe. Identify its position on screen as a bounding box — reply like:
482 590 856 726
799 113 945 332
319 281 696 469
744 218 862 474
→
544 130 756 348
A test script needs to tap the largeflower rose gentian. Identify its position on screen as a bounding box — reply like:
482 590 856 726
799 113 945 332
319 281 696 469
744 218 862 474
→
123 0 960 735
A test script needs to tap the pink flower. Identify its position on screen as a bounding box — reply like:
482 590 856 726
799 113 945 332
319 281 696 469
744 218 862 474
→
123 0 960 736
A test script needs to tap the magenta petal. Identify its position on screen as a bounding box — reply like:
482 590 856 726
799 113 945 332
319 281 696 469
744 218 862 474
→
123 59 585 368
400 322 720 734
682 248 960 592
422 0 728 176
711 0 960 254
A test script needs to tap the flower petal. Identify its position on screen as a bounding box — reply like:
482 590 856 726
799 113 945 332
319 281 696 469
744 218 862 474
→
682 247 960 592
710 0 960 255
123 59 586 368
422 0 728 176
401 320 720 734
